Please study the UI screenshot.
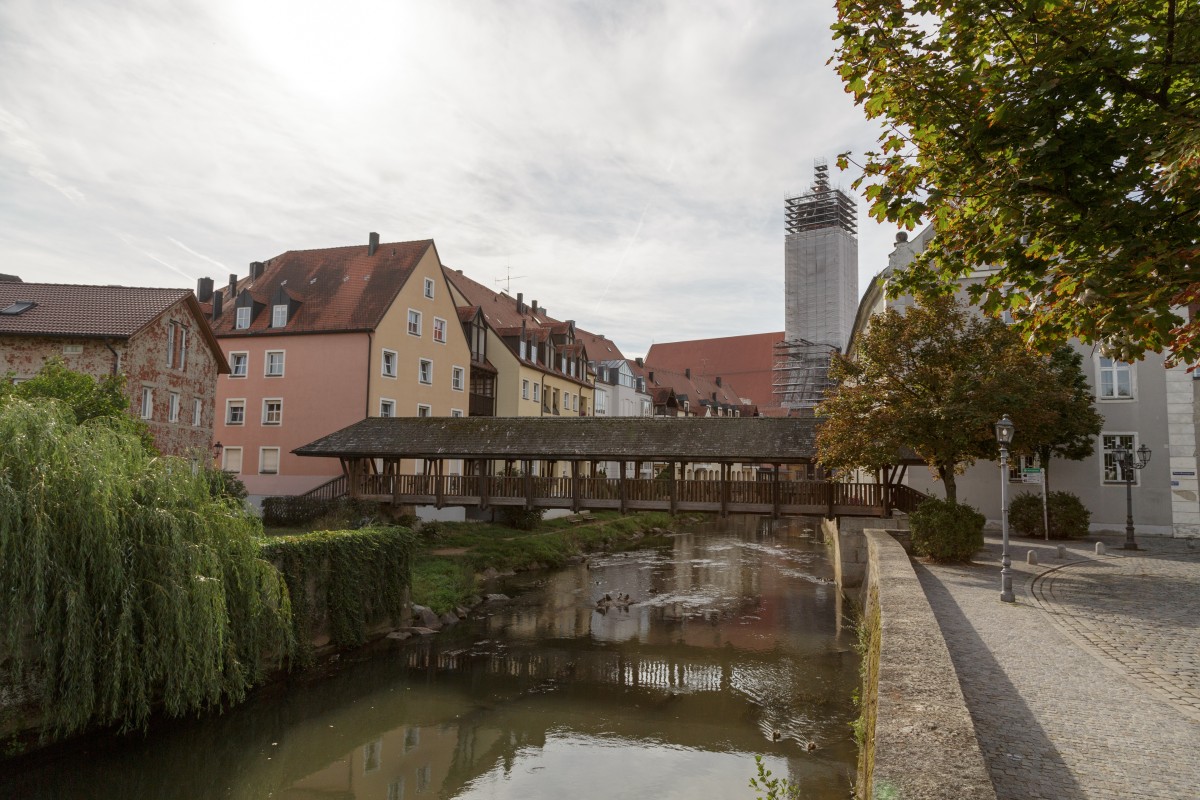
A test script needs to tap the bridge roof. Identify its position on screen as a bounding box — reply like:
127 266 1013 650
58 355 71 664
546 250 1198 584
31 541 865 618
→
295 416 824 463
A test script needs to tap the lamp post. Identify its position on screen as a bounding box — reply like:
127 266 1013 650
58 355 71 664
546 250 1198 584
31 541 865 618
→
1113 443 1151 550
995 415 1016 603
213 441 224 466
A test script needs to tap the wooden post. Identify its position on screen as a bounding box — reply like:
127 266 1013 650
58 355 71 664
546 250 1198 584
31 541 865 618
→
348 458 362 499
392 459 401 507
571 460 581 512
668 460 677 515
524 459 534 510
772 463 781 519
880 467 891 518
619 460 627 514
480 459 490 510
435 459 445 509
720 462 729 517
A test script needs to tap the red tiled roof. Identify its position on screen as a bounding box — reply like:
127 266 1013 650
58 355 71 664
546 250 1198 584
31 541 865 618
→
575 327 625 361
644 331 785 407
210 240 435 336
0 283 193 338
456 305 481 323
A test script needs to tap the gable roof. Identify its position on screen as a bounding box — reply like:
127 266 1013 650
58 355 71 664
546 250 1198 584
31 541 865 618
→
645 331 785 407
210 239 435 336
575 326 625 362
295 416 820 463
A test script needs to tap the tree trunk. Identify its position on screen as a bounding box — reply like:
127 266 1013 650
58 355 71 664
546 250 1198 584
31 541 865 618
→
938 464 958 504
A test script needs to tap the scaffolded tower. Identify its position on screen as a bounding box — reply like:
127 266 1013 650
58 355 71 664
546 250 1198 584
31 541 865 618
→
777 160 858 408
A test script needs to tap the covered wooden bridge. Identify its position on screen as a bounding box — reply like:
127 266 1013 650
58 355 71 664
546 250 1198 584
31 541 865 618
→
294 416 926 519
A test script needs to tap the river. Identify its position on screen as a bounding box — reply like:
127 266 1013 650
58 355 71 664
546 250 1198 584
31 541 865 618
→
2 516 860 799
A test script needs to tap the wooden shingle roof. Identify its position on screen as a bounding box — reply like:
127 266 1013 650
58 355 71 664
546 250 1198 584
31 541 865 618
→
295 416 822 463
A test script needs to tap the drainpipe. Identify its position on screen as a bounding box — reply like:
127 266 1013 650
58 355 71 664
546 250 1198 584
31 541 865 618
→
103 339 121 375
366 331 374 418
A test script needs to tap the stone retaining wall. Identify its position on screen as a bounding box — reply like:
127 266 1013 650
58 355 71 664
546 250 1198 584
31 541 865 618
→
858 529 996 800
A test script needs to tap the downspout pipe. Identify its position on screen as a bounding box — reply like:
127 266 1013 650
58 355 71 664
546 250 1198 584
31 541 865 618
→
103 339 121 375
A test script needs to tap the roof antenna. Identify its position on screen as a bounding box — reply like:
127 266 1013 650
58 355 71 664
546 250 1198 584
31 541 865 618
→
494 264 526 293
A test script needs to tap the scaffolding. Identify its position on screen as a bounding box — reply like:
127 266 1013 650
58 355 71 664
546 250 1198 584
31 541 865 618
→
785 160 857 237
772 338 838 409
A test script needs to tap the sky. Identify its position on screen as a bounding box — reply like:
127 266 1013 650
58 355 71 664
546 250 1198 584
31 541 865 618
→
0 0 906 357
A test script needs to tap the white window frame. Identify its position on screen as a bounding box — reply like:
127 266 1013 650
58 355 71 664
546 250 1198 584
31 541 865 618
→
222 446 243 474
417 403 432 417
259 447 280 475
522 379 530 400
272 304 288 328
166 323 175 367
226 399 245 426
533 383 540 402
235 306 251 329
382 349 398 378
451 408 463 418
433 317 447 344
168 391 180 422
418 358 433 385
262 398 283 426
451 365 464 392
229 352 248 377
192 398 203 427
264 350 285 377
424 277 435 299
178 328 187 370
140 387 153 419
408 309 422 336
379 398 396 418
1096 356 1135 401
1101 432 1141 485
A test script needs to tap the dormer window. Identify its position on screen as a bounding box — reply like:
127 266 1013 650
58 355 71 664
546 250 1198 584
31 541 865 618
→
235 307 251 329
272 304 288 328
0 300 35 315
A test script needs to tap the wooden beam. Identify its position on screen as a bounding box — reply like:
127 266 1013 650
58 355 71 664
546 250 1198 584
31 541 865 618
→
619 460 627 514
571 460 581 512
772 463 781 519
524 460 534 510
435 459 445 509
720 462 729 518
668 460 677 515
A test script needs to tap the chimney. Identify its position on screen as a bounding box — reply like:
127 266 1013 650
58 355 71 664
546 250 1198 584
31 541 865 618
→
531 300 538 315
249 261 264 280
211 290 223 320
715 376 722 387
636 357 644 367
368 232 380 256
196 277 214 302
685 368 691 379
228 273 237 297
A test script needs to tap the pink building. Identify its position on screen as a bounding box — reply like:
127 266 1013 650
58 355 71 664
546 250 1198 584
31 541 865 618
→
0 281 228 457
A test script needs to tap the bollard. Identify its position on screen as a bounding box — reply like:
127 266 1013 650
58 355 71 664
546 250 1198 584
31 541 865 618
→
1095 541 1106 556
1057 545 1067 559
1026 550 1038 565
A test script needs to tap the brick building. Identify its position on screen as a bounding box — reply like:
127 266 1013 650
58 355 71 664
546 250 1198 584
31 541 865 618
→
0 281 229 456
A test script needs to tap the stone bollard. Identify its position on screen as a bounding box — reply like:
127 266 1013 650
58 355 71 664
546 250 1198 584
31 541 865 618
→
1057 545 1067 559
1026 550 1038 565
1095 541 1106 556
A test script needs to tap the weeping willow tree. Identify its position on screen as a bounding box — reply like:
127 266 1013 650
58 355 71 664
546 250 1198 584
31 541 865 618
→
0 400 293 738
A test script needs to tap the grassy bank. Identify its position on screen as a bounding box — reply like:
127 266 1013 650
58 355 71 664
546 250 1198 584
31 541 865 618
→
412 511 677 612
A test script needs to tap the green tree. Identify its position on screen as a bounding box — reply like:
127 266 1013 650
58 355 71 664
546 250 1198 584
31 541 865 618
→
816 295 1098 502
832 0 1200 362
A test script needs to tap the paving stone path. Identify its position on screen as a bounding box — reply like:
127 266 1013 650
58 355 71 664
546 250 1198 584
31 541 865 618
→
916 533 1200 800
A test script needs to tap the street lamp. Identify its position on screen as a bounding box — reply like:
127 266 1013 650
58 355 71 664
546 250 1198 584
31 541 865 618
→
213 441 224 465
995 415 1016 603
1112 443 1151 550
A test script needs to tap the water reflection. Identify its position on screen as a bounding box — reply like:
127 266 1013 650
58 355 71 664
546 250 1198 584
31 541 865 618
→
2 517 858 800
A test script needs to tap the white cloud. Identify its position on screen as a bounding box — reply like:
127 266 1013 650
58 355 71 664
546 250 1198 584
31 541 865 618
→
0 0 901 354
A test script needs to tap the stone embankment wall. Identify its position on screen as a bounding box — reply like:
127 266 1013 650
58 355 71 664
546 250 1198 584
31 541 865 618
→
854 528 996 800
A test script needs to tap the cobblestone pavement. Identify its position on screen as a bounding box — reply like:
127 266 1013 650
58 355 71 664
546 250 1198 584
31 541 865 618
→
915 533 1200 800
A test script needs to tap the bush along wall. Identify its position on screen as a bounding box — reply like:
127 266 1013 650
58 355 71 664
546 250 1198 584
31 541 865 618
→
260 526 417 668
0 400 292 740
261 495 379 528
908 498 986 562
1009 491 1091 539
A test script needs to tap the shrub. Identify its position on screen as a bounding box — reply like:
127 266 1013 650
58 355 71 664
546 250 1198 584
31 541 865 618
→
262 495 378 528
909 498 985 562
497 506 545 531
1009 491 1091 539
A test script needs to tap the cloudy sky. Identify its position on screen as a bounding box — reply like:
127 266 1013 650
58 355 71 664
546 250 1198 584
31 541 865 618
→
0 0 904 356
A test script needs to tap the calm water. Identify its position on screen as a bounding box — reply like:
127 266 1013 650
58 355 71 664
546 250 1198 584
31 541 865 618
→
2 517 860 799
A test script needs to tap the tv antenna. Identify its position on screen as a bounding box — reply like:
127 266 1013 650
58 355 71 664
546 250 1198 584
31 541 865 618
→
495 264 526 293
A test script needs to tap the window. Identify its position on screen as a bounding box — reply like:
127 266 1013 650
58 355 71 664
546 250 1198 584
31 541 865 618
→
595 388 608 415
1102 433 1140 484
1098 357 1134 399
382 349 397 378
223 447 243 474
418 359 432 384
408 309 422 336
259 447 280 475
380 399 395 418
433 317 447 343
424 277 435 298
265 350 285 377
532 383 540 402
417 404 432 417
572 394 578 411
168 392 180 422
451 366 464 391
192 398 202 426
522 379 530 400
272 304 288 328
178 328 187 370
226 399 245 425
229 352 248 377
451 408 463 418
235 306 251 329
520 339 528 360
140 387 153 419
166 323 175 367
363 740 382 774
388 779 406 800
263 399 282 425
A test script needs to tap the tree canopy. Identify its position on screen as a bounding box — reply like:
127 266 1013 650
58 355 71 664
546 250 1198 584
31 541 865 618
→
832 0 1200 363
816 295 1102 502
